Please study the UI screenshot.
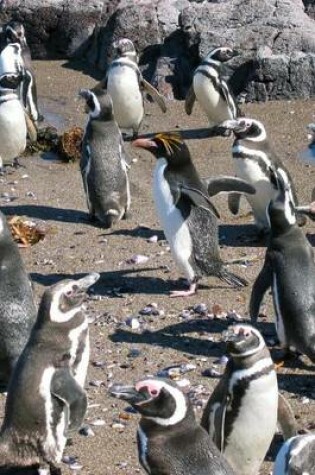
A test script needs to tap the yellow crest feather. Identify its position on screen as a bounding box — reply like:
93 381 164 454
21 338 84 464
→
154 132 182 155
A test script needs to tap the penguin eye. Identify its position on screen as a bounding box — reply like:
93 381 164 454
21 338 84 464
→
150 389 158 396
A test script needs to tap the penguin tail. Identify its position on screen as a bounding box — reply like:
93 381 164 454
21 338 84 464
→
219 268 248 288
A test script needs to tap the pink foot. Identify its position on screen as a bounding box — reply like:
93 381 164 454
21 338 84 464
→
169 283 197 298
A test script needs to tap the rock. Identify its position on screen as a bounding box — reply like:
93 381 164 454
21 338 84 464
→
0 0 314 100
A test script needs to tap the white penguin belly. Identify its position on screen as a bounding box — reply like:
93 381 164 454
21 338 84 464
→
153 159 195 282
0 99 26 165
233 155 276 230
69 321 89 387
225 370 278 475
39 366 67 463
193 73 233 126
107 68 143 131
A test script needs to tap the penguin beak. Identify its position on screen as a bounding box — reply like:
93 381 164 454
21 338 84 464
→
109 384 150 405
132 138 158 149
75 272 100 291
59 273 100 310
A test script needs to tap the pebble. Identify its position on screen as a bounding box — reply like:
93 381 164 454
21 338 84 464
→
227 310 243 321
128 348 141 358
176 378 191 389
126 317 140 330
127 254 149 264
112 422 126 430
89 379 104 387
202 368 221 378
148 235 158 243
90 418 106 426
79 425 95 437
26 191 36 198
301 397 310 404
179 309 191 319
63 455 76 465
193 303 208 315
69 461 83 470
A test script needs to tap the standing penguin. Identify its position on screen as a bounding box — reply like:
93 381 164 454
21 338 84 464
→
0 211 36 389
3 21 42 123
201 324 278 475
0 55 29 169
133 132 248 297
79 88 131 228
273 433 315 475
250 170 315 363
221 117 305 234
0 273 99 474
110 378 236 475
96 38 166 137
185 47 240 127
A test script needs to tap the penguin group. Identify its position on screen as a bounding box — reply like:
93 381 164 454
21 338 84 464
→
0 19 313 475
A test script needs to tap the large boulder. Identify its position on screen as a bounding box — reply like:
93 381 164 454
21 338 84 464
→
0 0 314 101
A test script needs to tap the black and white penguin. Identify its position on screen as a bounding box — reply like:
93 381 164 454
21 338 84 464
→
96 37 166 137
0 273 99 474
0 211 36 389
201 324 278 475
221 117 305 233
79 88 131 228
250 169 315 363
273 433 315 475
185 47 240 127
133 132 248 297
3 21 42 123
0 44 30 168
110 378 236 475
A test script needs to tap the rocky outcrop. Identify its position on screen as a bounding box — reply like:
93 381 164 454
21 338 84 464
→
0 0 314 102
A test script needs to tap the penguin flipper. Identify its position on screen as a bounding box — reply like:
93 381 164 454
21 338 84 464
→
179 184 220 218
228 192 241 215
24 110 37 143
140 78 167 113
204 176 256 198
184 85 196 115
249 258 272 323
277 393 298 440
295 204 315 222
51 369 87 432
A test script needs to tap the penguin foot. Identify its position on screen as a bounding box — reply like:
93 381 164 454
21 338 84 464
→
170 282 197 298
13 157 24 169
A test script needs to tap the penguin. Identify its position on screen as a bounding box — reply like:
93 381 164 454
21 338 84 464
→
96 37 166 137
273 433 315 475
249 168 315 363
185 47 241 128
0 273 99 474
3 21 42 123
110 378 236 475
221 117 305 234
79 88 131 228
0 210 37 389
299 122 315 164
133 132 248 297
201 324 279 475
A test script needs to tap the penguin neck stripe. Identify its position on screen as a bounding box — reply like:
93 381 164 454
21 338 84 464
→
229 357 274 392
111 59 139 75
146 384 187 426
232 144 272 167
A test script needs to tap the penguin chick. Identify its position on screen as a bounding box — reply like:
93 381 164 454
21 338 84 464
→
201 324 278 475
273 433 315 475
0 210 36 389
79 88 131 228
3 21 42 123
185 46 241 128
221 117 305 233
95 38 166 137
250 169 315 363
110 378 236 475
0 273 99 473
133 132 248 297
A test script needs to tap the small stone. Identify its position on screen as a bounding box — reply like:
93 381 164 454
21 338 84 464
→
127 254 149 265
227 310 243 321
148 235 158 243
126 317 140 330
139 306 153 316
112 422 126 430
301 397 310 404
202 368 221 378
69 462 83 470
62 455 76 465
92 361 106 367
26 191 36 198
89 379 104 387
90 419 106 426
180 309 191 319
212 303 227 319
176 378 191 388
193 303 208 315
21 174 29 179
79 425 95 437
128 348 141 358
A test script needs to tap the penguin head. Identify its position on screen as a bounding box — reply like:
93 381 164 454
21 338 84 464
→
112 38 138 63
79 88 114 121
110 378 188 426
133 132 191 168
38 273 99 324
4 21 27 46
224 324 265 358
267 168 297 231
221 117 266 141
206 46 239 63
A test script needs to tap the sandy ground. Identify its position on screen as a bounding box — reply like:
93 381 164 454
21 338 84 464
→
0 59 314 475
